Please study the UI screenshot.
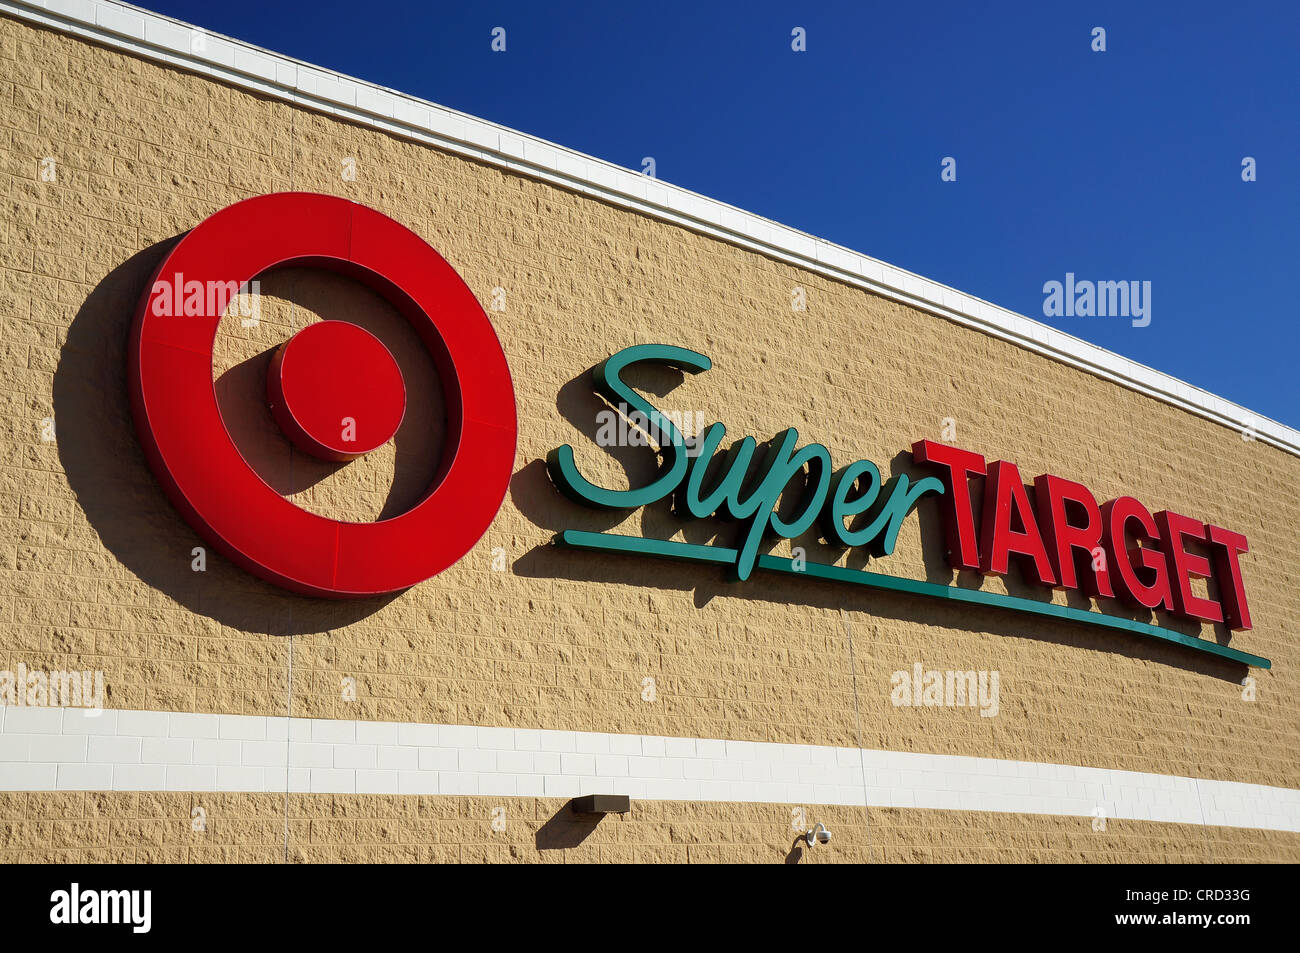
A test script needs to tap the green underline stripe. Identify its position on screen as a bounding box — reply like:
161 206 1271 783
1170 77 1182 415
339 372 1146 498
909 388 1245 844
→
555 530 1271 669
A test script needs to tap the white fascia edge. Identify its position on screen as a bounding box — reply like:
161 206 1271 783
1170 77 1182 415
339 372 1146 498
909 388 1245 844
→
8 0 1299 458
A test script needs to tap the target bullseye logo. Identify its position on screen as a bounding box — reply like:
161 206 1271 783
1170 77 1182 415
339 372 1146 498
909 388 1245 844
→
128 192 517 598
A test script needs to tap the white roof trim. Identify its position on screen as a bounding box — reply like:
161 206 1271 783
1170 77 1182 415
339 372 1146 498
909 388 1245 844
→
9 0 1299 458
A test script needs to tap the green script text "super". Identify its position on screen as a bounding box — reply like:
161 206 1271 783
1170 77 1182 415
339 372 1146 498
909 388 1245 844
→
546 344 944 580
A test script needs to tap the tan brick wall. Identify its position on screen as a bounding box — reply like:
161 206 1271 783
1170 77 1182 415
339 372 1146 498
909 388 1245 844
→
4 793 1298 864
1 14 1297 862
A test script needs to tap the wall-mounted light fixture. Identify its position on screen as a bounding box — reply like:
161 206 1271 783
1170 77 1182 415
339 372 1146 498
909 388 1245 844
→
803 823 833 847
571 794 631 815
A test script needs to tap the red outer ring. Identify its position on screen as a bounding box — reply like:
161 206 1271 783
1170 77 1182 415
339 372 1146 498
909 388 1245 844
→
127 192 517 598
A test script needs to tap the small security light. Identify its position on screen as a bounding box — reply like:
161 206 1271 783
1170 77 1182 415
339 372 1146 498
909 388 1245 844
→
804 823 832 847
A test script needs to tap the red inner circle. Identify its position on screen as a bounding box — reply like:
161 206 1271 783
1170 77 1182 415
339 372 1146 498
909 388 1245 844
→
270 320 407 461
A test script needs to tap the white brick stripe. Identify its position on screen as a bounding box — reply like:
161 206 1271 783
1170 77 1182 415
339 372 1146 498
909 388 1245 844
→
2 706 1297 832
3 0 1298 457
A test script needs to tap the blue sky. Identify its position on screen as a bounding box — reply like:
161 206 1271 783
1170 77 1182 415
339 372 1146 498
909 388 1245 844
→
144 0 1299 427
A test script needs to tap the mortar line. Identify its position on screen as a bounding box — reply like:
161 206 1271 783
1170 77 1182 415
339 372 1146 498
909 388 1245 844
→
840 609 874 864
1193 777 1215 863
282 103 296 867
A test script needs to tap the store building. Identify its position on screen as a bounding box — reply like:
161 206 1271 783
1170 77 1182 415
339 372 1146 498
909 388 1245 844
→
0 0 1297 862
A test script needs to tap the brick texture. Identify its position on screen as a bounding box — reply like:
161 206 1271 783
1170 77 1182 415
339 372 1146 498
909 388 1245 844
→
0 14 1297 862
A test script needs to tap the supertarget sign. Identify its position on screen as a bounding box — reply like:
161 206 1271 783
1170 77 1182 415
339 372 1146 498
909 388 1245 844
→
128 193 516 598
126 194 1268 670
